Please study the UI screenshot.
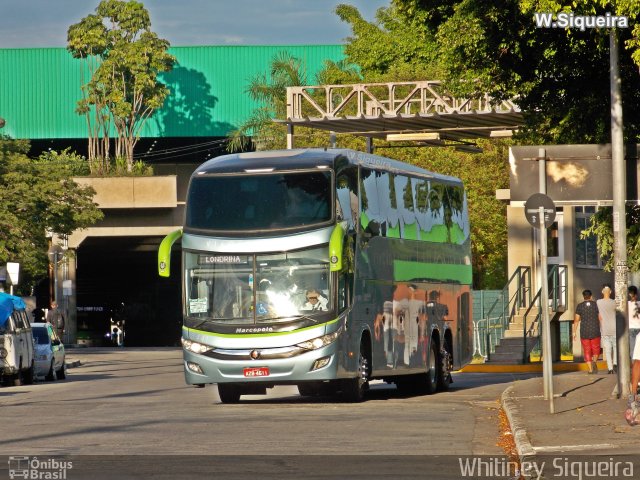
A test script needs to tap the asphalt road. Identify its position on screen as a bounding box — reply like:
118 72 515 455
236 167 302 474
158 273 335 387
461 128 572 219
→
0 348 537 479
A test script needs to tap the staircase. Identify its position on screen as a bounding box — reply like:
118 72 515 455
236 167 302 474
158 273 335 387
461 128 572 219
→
478 265 568 364
490 306 540 364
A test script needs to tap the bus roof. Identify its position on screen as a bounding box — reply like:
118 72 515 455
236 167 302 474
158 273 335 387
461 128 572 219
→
193 148 463 185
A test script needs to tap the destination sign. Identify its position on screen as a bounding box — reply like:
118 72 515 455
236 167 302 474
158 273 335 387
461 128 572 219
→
198 255 249 265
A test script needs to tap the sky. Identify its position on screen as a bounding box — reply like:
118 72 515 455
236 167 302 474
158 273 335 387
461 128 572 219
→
1 0 390 48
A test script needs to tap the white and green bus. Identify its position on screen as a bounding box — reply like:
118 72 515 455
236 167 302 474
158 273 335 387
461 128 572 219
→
159 148 473 403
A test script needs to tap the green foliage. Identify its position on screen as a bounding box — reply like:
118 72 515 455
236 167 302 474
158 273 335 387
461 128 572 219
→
67 0 175 170
335 3 443 81
581 205 640 272
227 51 309 152
0 137 104 293
387 0 640 144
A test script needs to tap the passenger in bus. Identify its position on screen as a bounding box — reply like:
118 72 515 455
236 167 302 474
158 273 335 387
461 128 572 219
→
302 289 328 311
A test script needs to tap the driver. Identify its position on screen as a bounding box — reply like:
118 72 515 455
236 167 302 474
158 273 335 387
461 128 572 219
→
302 289 328 311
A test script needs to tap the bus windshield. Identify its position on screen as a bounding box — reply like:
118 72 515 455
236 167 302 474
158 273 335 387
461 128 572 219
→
184 246 331 324
185 171 332 232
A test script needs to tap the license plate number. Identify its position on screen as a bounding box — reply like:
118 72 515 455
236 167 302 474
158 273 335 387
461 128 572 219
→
243 367 269 377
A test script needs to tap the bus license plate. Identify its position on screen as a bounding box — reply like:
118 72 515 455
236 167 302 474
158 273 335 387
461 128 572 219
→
244 367 269 377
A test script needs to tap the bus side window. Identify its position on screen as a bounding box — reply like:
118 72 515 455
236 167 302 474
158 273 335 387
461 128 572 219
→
336 166 358 232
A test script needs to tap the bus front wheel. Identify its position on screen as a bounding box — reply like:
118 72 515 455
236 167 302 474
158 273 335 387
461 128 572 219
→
218 384 241 404
341 339 370 402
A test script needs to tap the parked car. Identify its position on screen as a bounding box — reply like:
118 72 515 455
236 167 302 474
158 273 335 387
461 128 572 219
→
0 292 35 386
31 322 66 381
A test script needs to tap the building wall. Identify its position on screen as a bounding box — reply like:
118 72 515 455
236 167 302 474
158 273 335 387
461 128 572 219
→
0 45 344 139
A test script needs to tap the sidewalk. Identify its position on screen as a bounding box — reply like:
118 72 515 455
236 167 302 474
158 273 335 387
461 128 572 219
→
500 366 640 462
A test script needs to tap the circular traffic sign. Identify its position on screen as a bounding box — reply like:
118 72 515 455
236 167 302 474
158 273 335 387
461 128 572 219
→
524 193 556 229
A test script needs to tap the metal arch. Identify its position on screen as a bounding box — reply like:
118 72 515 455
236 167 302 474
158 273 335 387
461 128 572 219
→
280 81 524 150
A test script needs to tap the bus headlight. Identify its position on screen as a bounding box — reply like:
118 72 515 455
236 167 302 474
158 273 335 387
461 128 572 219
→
0 347 7 358
296 327 342 351
181 338 213 354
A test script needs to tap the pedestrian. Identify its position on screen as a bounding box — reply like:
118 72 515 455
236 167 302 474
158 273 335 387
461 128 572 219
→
628 286 640 359
573 289 601 374
46 301 65 341
625 331 640 425
596 284 617 374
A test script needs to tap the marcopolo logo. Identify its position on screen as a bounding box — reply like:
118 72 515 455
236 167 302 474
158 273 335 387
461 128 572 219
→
534 11 629 31
8 456 73 479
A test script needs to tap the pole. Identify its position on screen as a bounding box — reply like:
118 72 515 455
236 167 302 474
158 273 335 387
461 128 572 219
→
537 148 554 412
53 253 59 304
540 206 555 413
610 29 630 398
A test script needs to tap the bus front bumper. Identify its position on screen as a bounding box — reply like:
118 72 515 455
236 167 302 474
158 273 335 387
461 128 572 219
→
182 342 340 385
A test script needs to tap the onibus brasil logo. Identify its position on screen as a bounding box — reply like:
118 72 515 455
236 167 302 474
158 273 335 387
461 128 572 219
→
8 457 73 479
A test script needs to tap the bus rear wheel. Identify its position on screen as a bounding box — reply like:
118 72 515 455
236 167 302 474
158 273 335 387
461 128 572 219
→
424 338 439 395
218 384 241 404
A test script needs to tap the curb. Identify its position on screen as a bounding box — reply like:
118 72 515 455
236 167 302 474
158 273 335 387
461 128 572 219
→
501 385 536 468
462 360 608 374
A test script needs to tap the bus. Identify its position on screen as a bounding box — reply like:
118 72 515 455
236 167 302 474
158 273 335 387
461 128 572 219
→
158 148 473 403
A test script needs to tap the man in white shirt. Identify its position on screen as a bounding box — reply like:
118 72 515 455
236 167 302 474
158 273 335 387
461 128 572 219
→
597 284 617 374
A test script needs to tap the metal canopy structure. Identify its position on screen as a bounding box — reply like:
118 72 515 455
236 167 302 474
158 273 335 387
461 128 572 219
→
279 81 524 152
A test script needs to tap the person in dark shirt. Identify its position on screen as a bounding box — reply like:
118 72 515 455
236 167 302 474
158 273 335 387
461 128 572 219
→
573 289 602 374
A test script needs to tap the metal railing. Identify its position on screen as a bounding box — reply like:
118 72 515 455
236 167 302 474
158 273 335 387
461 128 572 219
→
521 265 568 363
474 266 531 358
286 81 521 120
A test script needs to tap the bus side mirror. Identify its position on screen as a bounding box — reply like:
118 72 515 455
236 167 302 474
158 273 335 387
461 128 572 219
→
329 223 346 272
158 229 183 277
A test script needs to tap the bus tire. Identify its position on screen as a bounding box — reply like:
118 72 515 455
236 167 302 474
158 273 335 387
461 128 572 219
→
218 384 241 404
341 339 370 402
438 341 452 392
56 363 66 380
424 337 439 395
298 383 320 396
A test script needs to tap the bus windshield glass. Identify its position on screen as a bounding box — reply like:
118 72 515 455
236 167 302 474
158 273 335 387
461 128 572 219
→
184 246 331 324
186 171 332 232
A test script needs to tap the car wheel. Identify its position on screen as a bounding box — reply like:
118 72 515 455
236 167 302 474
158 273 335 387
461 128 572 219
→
23 364 35 385
11 371 22 387
45 361 56 381
56 363 66 380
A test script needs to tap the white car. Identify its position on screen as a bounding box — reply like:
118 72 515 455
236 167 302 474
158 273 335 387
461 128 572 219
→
0 293 35 386
31 323 66 381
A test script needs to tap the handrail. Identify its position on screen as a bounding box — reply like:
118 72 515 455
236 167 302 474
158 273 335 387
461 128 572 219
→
521 264 568 363
479 266 531 360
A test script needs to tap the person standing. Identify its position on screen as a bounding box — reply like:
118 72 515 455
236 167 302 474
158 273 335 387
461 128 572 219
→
628 286 640 359
597 284 617 374
573 289 601 374
46 301 65 342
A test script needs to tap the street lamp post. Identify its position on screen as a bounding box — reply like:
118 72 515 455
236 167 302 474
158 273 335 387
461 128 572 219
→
47 245 64 304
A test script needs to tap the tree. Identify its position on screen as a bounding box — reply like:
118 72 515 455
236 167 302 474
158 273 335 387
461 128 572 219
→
582 206 640 272
67 0 175 172
0 137 104 294
227 51 366 152
388 0 640 144
228 52 307 152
